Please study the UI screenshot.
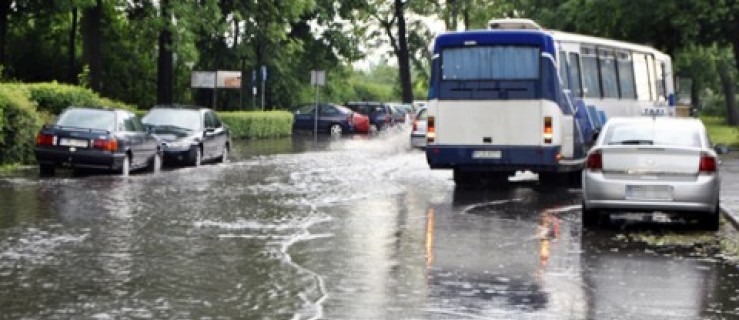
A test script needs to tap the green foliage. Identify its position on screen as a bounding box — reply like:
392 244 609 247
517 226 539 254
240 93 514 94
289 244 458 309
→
701 116 739 148
218 111 293 139
25 82 135 114
0 86 43 165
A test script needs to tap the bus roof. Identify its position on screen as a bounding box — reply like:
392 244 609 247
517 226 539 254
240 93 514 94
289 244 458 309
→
549 30 668 58
432 30 556 55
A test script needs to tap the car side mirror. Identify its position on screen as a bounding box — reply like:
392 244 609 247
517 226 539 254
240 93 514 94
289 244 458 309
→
714 144 730 155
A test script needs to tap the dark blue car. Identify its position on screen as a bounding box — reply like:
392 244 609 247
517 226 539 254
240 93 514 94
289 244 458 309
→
292 103 355 136
35 107 162 176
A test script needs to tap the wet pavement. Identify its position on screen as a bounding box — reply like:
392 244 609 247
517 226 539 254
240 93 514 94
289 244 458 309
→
0 130 737 319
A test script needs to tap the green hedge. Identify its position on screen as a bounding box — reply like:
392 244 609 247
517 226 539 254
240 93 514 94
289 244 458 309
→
0 86 43 164
25 82 135 114
219 111 293 139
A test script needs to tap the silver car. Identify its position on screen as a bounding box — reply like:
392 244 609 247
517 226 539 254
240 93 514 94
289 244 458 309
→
410 107 427 149
582 117 727 230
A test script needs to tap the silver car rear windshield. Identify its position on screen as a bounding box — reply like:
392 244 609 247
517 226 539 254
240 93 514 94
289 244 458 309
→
604 121 701 147
57 109 116 131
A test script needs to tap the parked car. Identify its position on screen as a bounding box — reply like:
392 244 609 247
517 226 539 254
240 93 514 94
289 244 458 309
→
35 107 162 176
142 106 231 166
410 107 428 149
292 103 368 136
390 103 416 124
581 117 729 230
345 102 395 133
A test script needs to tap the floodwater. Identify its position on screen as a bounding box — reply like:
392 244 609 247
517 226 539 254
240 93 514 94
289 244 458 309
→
0 130 737 319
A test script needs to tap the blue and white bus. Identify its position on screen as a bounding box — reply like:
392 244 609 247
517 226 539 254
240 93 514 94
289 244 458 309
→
425 19 674 185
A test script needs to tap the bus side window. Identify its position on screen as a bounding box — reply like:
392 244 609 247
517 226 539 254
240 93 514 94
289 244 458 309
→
598 48 619 98
568 52 583 98
646 54 658 101
617 51 636 99
581 47 601 98
656 61 666 101
633 53 651 101
558 51 570 89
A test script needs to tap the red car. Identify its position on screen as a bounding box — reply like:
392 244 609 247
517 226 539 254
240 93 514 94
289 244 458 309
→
350 112 371 133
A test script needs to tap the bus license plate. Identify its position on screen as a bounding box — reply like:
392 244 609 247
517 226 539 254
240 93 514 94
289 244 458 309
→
472 150 501 159
59 138 89 148
625 185 673 201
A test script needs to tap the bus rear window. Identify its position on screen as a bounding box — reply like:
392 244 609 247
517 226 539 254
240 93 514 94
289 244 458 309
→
442 46 540 80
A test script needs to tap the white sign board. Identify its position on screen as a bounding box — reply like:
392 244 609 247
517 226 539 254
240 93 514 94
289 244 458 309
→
191 71 216 88
217 71 242 89
310 70 326 86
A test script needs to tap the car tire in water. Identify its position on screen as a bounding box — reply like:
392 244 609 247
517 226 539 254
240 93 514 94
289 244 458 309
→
369 124 379 135
39 164 55 177
329 124 343 137
697 204 720 231
191 146 202 167
581 202 600 228
219 145 229 163
118 155 130 176
149 152 162 173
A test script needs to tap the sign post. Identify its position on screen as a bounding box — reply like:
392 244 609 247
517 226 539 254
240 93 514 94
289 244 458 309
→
261 65 267 111
310 70 326 137
191 71 242 110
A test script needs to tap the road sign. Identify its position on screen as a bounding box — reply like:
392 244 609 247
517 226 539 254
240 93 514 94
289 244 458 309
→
191 71 216 88
261 65 268 81
217 71 241 88
310 70 326 86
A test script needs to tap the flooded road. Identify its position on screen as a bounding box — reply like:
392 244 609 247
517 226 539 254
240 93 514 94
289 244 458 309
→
0 131 738 319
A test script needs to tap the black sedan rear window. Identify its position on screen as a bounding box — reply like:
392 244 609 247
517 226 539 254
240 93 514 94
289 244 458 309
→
57 109 116 131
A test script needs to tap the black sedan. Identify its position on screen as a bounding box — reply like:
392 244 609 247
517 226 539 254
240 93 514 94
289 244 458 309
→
142 106 231 166
35 107 162 176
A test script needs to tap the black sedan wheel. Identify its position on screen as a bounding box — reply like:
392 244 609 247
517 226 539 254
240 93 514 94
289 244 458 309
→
329 124 343 137
39 164 55 177
191 147 202 167
119 155 131 176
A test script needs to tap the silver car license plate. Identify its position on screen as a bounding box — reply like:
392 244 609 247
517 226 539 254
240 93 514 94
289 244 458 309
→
625 185 673 201
59 138 89 148
472 150 501 159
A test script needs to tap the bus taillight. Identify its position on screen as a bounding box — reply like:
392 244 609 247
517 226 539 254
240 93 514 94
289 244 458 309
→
427 116 435 143
543 116 553 144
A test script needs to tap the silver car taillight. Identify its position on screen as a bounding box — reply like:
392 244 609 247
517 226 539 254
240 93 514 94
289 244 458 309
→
699 152 717 172
586 150 602 171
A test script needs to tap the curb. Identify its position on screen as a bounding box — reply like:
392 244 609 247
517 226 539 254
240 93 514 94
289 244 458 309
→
720 205 739 230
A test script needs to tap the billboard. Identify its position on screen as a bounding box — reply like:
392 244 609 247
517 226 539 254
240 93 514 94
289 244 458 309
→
191 71 242 89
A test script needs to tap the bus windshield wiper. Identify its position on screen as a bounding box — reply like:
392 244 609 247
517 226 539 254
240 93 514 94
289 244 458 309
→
609 139 654 145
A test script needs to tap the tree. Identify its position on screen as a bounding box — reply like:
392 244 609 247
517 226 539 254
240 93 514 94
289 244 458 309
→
156 0 172 105
81 0 103 92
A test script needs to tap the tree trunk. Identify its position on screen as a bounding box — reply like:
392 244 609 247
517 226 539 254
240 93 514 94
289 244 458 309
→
718 60 738 126
690 78 701 110
157 0 173 105
394 0 413 103
0 0 10 72
82 0 103 92
68 5 78 84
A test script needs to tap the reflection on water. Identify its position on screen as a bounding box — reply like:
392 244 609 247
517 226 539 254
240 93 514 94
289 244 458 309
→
0 133 737 319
